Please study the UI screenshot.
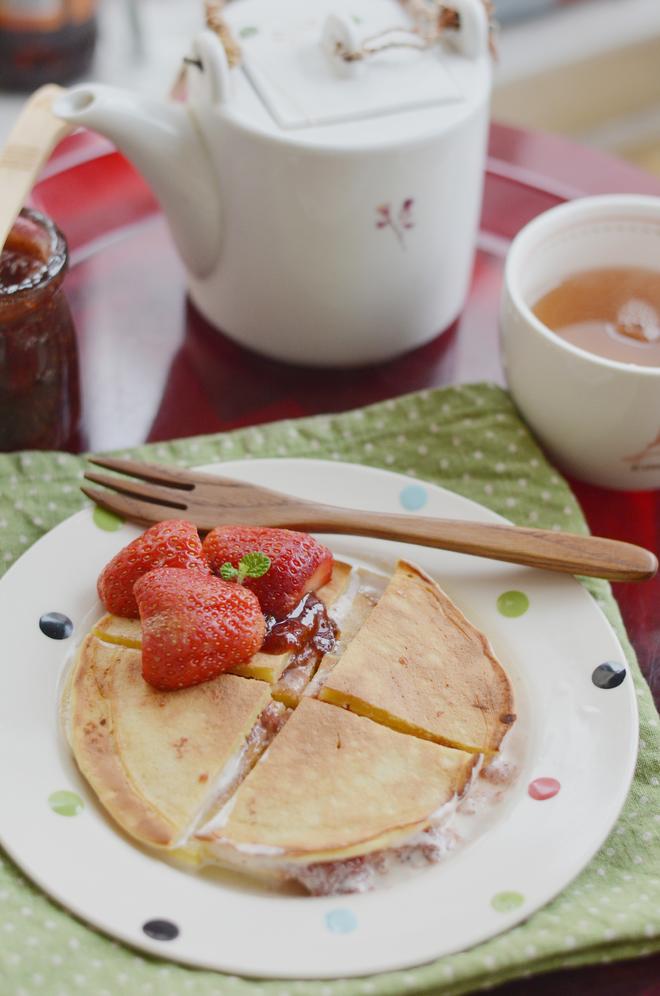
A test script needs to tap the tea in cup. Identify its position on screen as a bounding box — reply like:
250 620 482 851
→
533 266 660 366
500 195 660 490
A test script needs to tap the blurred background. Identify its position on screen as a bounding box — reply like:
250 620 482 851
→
0 0 659 175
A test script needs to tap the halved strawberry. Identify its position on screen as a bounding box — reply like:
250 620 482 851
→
203 526 333 618
134 567 265 690
97 519 209 618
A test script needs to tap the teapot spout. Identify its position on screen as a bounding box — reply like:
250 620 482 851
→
54 84 221 278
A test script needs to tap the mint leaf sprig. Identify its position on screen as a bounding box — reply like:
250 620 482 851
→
220 551 271 584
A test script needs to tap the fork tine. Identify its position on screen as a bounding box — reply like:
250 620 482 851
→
87 456 195 491
84 471 189 510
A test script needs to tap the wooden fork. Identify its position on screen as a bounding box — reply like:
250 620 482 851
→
82 456 658 582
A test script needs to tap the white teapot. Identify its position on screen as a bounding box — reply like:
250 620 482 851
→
55 0 491 366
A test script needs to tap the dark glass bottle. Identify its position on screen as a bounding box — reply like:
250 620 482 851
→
0 208 81 451
0 1 98 91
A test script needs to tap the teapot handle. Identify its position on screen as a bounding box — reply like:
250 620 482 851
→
448 0 490 60
186 30 232 109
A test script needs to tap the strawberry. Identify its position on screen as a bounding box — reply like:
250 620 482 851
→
203 526 333 618
134 567 265 690
97 519 209 618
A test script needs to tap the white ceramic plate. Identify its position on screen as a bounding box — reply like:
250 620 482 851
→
0 460 637 979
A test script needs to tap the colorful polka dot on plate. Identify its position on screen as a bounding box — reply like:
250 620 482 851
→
496 591 529 618
399 484 428 511
325 909 357 934
592 662 627 689
491 891 524 913
142 919 179 941
93 506 124 531
39 612 73 640
48 790 84 816
528 777 561 801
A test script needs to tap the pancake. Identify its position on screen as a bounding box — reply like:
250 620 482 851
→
199 698 475 866
93 559 353 686
65 634 271 849
319 561 514 755
306 585 383 699
65 555 516 894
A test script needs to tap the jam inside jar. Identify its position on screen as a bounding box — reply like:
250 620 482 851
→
0 209 81 451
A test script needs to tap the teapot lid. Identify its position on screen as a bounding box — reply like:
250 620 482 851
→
212 0 490 146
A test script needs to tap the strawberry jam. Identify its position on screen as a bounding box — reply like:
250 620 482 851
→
0 208 80 451
261 593 337 657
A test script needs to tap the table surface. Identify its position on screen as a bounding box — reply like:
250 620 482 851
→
28 121 660 996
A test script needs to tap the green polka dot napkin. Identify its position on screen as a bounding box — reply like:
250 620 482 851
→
0 383 658 996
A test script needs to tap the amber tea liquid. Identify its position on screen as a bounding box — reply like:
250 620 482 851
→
532 267 660 366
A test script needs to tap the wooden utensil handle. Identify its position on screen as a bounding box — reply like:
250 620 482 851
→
0 84 72 250
293 507 657 581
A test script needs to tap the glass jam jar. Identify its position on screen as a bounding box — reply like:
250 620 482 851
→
0 208 81 451
0 0 98 91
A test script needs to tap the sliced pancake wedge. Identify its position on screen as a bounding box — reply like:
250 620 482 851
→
198 697 475 867
65 634 272 849
306 584 384 699
318 561 514 755
93 559 353 686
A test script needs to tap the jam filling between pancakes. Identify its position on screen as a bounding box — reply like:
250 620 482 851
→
260 593 339 707
262 592 338 656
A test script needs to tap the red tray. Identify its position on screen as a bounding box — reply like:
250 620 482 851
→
24 122 660 995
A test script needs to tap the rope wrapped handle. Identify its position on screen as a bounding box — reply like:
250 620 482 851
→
203 0 497 69
205 0 242 67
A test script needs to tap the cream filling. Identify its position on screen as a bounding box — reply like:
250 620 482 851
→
173 741 253 849
197 788 238 838
187 701 290 846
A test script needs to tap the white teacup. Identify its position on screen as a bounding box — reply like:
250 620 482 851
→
500 195 660 491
